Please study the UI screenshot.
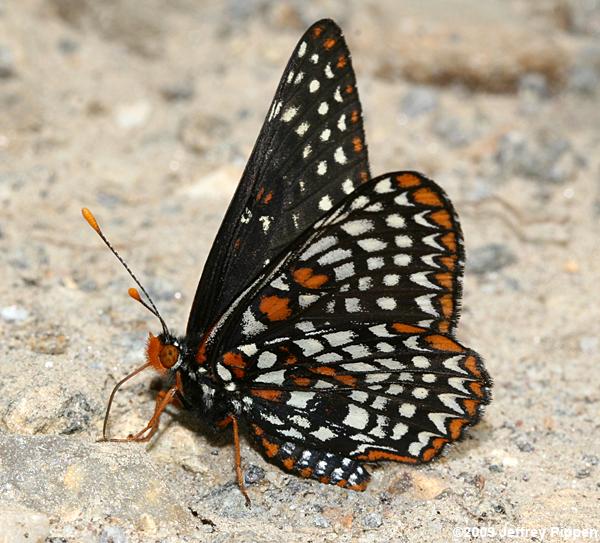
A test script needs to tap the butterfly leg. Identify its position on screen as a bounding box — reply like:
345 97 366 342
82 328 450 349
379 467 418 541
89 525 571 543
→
103 373 184 443
232 415 252 507
251 425 370 490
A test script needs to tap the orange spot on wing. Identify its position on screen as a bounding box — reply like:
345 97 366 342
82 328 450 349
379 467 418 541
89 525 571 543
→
335 374 358 386
251 389 284 402
439 293 454 318
395 173 421 188
435 272 453 289
393 323 426 334
429 209 452 228
425 334 464 352
422 437 448 461
440 255 456 270
319 476 331 484
356 450 418 463
449 418 468 440
441 232 457 252
195 340 207 365
347 480 368 491
351 109 359 123
263 191 273 204
293 267 329 289
222 351 247 379
352 137 363 153
255 186 265 201
259 295 292 321
311 366 336 376
299 467 313 478
438 320 450 333
464 355 482 378
323 38 336 50
282 457 295 470
463 399 479 417
285 354 297 365
412 187 444 207
252 424 264 436
469 381 484 398
337 55 347 68
312 26 323 37
293 376 312 387
223 352 246 369
262 437 280 458
360 170 369 183
345 84 354 95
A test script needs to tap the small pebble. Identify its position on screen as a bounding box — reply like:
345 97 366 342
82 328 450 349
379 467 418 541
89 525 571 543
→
160 81 195 102
362 512 383 529
576 468 591 479
1 305 29 322
515 438 535 453
488 464 503 473
313 514 330 528
400 86 439 118
582 454 599 466
115 101 151 129
244 464 265 485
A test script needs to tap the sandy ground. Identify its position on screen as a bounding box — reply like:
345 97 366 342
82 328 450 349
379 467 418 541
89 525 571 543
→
1 1 599 541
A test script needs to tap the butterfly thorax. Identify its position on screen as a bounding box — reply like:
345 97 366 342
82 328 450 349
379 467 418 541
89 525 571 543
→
147 331 237 426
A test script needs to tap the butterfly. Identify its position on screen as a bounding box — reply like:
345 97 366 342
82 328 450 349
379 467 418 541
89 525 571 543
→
83 19 491 505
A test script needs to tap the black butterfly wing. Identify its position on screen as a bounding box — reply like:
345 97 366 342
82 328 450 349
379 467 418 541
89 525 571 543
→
214 172 490 466
187 19 370 337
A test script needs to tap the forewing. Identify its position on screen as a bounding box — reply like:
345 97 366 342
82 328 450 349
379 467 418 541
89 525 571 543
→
187 19 370 336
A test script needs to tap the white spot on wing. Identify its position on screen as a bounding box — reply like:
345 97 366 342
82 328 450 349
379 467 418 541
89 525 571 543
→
294 338 324 356
309 79 320 93
343 404 369 429
334 262 355 280
318 101 329 115
257 351 277 369
296 121 310 136
318 247 351 265
241 307 267 337
298 41 307 57
320 128 331 141
337 113 346 131
323 330 355 346
301 235 337 260
317 161 327 175
334 146 347 164
341 219 374 236
345 297 361 312
318 195 333 211
377 297 397 310
281 106 298 122
411 271 440 290
358 238 386 252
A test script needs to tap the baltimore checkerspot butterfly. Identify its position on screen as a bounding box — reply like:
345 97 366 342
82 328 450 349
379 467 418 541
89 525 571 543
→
83 19 492 505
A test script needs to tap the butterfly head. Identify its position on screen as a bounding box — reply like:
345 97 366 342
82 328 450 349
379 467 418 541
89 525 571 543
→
146 332 184 375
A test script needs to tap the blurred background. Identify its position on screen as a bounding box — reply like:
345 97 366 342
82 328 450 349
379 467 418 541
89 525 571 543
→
0 1 599 541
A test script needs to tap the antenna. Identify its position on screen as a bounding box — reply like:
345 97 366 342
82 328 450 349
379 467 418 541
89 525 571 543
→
81 208 169 336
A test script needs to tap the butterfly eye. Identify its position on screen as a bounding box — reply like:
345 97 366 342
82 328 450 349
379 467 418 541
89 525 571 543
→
159 345 180 369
